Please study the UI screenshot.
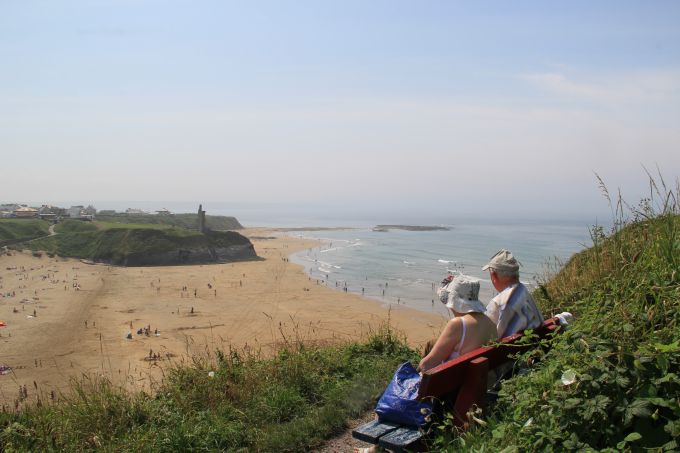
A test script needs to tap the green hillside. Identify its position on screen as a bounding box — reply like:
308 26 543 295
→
95 213 243 230
439 200 680 450
22 222 255 265
0 219 50 245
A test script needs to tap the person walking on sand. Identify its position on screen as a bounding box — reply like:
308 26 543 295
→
418 275 497 372
482 249 544 339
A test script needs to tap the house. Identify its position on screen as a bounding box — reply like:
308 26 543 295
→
0 203 21 212
125 208 147 215
14 207 39 218
39 205 66 217
155 208 172 215
67 206 84 218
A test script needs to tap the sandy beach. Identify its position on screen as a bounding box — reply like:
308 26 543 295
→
0 229 446 406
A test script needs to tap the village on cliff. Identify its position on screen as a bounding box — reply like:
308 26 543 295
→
0 203 173 221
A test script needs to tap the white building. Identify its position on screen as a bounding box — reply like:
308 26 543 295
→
67 206 84 218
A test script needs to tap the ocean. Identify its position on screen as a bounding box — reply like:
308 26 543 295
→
286 221 591 317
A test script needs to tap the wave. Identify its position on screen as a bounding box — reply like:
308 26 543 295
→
438 259 454 264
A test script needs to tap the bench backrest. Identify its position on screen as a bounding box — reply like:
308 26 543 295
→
418 316 559 399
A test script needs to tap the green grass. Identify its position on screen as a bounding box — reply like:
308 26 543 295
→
0 219 49 244
19 225 249 265
94 221 179 231
54 219 98 234
95 213 243 231
0 325 416 452
432 175 680 452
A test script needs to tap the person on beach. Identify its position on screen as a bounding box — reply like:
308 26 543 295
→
418 275 497 372
482 249 544 338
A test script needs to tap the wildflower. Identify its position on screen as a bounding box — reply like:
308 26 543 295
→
561 369 577 386
208 371 215 378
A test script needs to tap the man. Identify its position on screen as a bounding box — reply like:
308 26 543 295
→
482 249 544 338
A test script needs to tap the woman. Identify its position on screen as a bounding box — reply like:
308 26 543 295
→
418 274 497 372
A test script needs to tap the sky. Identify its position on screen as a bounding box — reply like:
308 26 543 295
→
1 1 679 222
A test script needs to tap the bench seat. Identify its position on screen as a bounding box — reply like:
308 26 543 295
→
351 316 561 451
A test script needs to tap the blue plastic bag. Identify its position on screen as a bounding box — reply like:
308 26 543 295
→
375 362 433 427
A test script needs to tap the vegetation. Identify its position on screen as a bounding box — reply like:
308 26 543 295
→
19 225 253 265
95 213 243 231
53 219 98 234
432 174 680 452
0 219 49 245
0 326 416 452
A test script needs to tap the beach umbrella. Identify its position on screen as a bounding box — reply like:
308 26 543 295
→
0 321 6 327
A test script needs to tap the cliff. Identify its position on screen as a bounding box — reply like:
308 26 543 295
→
21 227 258 266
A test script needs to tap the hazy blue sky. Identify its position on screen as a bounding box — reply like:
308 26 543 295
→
1 1 679 221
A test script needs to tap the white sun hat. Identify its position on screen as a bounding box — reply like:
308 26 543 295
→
445 274 486 313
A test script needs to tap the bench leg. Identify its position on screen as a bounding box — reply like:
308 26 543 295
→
452 356 488 428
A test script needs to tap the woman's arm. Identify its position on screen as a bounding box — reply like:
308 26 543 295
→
418 317 462 372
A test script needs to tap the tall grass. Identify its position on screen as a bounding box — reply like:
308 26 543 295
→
433 172 680 451
0 324 416 452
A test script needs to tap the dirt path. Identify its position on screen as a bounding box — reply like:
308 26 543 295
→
313 410 377 452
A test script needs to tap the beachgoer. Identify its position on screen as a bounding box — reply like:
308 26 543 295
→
482 249 544 338
418 275 497 372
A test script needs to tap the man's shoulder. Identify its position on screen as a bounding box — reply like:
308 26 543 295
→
493 283 518 302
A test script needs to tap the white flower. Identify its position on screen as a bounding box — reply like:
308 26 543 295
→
561 369 577 385
208 371 215 378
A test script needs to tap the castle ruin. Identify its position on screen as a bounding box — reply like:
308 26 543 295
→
197 204 207 233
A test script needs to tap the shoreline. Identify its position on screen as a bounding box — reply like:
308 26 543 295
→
0 227 446 405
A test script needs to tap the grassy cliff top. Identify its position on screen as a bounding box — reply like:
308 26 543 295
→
21 221 251 265
0 219 50 244
95 213 243 230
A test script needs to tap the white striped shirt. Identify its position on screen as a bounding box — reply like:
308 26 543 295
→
485 283 544 339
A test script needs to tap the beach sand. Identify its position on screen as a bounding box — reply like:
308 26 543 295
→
0 229 445 406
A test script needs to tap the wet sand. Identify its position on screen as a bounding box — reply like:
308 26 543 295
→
0 229 446 406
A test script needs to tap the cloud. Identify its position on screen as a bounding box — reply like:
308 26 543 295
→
519 69 680 105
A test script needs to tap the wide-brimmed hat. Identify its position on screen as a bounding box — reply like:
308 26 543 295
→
481 249 520 273
445 275 486 313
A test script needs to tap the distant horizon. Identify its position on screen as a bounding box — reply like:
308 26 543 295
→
4 198 614 229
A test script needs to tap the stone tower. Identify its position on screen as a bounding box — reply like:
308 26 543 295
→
197 204 207 233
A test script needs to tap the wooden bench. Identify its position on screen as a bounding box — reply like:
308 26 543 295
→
352 316 562 452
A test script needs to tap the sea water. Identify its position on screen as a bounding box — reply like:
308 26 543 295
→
287 222 591 317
